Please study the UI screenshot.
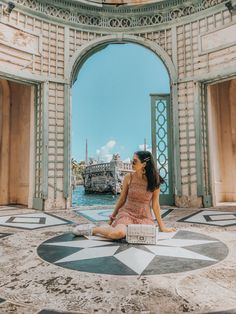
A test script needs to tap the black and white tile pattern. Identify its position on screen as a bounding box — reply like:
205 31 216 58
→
37 230 228 276
0 233 11 239
0 213 72 230
74 208 173 222
178 210 236 227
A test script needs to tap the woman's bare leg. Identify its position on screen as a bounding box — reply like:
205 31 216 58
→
92 224 126 240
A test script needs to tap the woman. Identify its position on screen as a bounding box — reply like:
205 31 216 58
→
73 150 176 239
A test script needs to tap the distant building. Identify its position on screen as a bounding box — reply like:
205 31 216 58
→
71 159 86 188
82 153 132 194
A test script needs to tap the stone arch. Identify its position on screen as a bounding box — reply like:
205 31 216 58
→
66 33 181 204
68 34 177 85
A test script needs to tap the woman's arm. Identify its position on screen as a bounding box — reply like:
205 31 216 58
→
152 188 176 232
108 174 130 224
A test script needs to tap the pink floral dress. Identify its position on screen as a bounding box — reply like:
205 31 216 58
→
112 172 155 227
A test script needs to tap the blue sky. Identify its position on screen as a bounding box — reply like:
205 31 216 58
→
72 43 170 163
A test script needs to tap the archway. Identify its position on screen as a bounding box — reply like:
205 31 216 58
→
208 78 236 206
69 35 178 206
0 79 34 207
69 35 177 85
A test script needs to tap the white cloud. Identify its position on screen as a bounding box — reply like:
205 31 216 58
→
123 157 131 163
96 140 116 162
106 140 116 149
138 144 152 152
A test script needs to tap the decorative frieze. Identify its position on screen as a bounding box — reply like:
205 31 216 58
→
11 0 225 30
199 22 236 54
0 22 41 54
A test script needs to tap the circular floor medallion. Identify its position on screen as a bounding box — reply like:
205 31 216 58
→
37 230 228 276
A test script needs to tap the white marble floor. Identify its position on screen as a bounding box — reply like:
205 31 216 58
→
0 206 235 314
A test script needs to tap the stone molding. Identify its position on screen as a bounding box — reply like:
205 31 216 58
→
68 34 177 84
10 0 225 30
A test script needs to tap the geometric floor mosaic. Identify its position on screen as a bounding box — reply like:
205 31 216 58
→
37 230 228 276
178 210 236 227
0 213 72 230
0 232 12 239
74 208 174 222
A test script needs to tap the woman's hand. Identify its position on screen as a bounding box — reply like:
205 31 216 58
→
160 226 176 232
108 215 116 225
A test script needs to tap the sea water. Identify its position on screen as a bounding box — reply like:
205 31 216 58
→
72 185 119 206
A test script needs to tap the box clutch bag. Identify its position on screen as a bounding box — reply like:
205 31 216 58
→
126 224 158 245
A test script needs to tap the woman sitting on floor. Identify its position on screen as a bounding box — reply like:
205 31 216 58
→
72 150 176 239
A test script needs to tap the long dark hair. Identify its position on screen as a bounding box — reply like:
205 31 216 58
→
134 150 165 192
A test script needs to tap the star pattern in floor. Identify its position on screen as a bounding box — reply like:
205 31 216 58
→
37 230 228 276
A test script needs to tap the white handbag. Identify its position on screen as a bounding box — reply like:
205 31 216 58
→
126 224 158 245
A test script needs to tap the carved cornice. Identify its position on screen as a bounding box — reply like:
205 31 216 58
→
8 0 226 30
